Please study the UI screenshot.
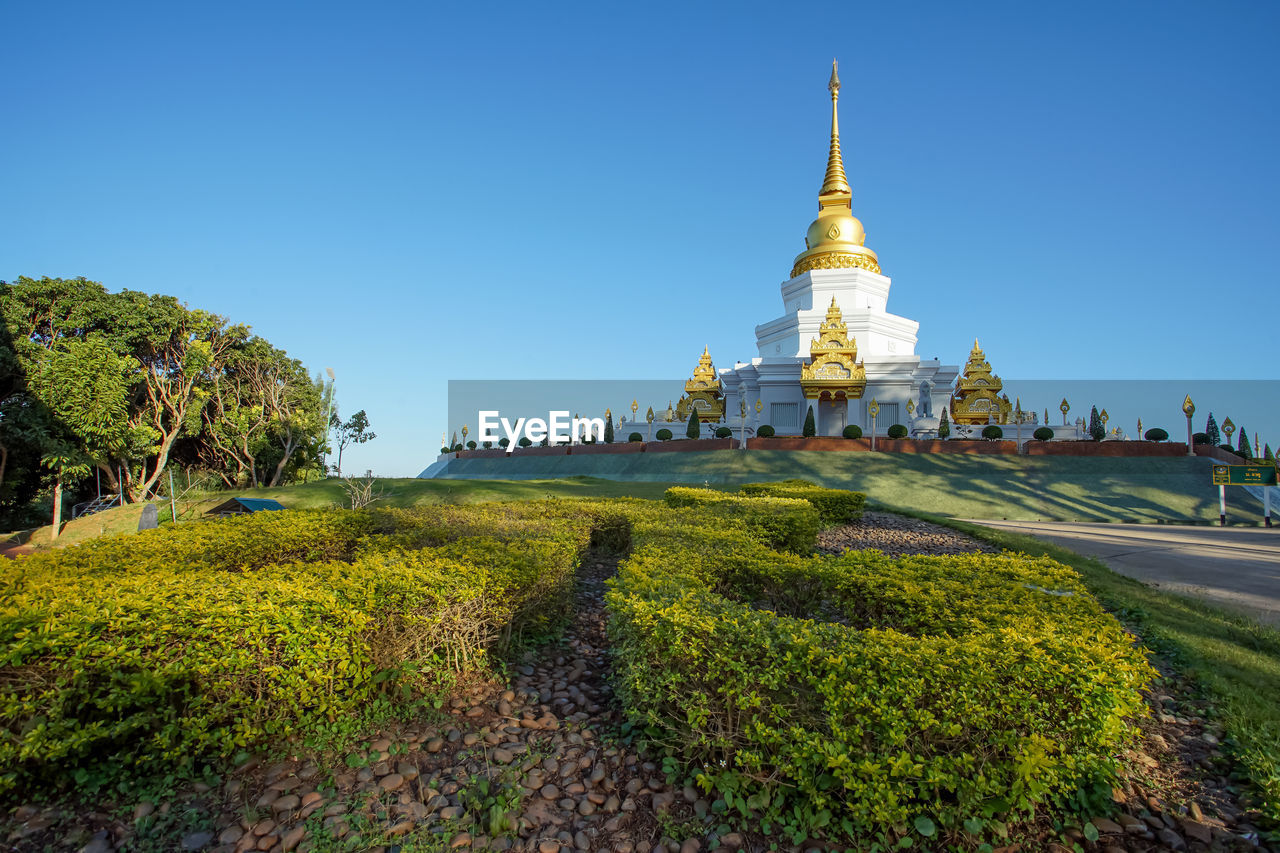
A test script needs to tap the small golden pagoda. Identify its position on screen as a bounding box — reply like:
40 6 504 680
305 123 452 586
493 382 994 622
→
950 340 1013 425
790 60 881 279
800 296 866 401
675 347 725 423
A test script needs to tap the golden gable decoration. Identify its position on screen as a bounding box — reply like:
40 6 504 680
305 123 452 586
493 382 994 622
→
800 297 866 401
950 339 1013 425
675 346 725 423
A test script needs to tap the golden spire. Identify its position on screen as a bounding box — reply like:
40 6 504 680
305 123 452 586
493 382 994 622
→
791 61 880 279
820 60 851 198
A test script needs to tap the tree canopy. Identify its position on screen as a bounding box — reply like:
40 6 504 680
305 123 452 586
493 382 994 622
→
1 276 332 524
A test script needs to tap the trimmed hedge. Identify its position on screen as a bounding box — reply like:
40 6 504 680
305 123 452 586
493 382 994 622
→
739 479 865 526
662 488 820 553
757 425 775 437
887 423 908 439
607 501 1154 845
0 506 592 796
842 424 862 439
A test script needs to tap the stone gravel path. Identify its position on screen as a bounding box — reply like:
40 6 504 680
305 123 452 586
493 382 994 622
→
818 511 999 557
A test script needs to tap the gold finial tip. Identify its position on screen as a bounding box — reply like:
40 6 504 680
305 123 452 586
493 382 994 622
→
828 60 840 95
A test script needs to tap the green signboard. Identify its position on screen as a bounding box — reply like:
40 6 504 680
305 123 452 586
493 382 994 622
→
1212 464 1278 486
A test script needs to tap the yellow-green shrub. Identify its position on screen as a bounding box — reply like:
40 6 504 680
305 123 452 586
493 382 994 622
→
0 505 586 796
739 479 866 526
13 509 373 577
606 523 1154 844
662 488 819 553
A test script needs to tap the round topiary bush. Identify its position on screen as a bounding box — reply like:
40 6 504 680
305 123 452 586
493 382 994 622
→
715 427 733 438
656 428 673 441
982 425 1003 440
628 432 643 443
1033 427 1054 441
498 437 509 448
440 446 450 455
466 441 477 450
887 424 908 439
842 424 862 439
757 425 775 438
518 437 532 448
1144 428 1169 442
1219 443 1235 453
1193 432 1210 445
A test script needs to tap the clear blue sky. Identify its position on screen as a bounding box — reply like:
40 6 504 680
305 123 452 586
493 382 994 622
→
4 2 1278 475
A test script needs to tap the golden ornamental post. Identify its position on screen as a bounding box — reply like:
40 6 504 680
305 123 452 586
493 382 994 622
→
1060 398 1070 427
1182 395 1196 457
869 398 879 451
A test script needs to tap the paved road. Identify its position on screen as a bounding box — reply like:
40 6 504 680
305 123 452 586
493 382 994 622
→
967 520 1280 625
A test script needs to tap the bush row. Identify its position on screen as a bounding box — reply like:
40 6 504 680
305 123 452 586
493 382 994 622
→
12 508 374 577
606 495 1154 844
738 478 865 525
661 488 819 553
0 505 592 796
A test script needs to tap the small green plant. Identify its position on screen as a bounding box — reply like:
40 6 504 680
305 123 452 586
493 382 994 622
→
803 406 816 438
1144 428 1169 442
715 426 732 438
842 424 862 439
466 440 477 450
656 428 673 441
498 437 510 448
687 413 702 439
1088 407 1104 441
982 425 1003 440
757 425 775 437
938 407 951 439
629 432 643 442
887 424 908 439
518 437 532 447
1033 427 1054 441
1193 432 1209 445
604 412 615 444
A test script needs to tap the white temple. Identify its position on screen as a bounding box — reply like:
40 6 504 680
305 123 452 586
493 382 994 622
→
710 62 960 438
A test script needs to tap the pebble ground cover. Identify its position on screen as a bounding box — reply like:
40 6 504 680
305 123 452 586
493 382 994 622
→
0 484 1273 852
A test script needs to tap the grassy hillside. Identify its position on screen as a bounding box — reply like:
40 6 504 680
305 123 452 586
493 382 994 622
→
434 450 1263 523
235 475 681 508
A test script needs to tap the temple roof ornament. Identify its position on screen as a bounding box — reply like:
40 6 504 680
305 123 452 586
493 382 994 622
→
800 296 867 400
676 346 726 423
790 60 881 280
950 339 1013 425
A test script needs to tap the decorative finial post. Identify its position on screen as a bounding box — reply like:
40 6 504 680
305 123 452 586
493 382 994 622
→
1183 395 1196 456
820 60 850 198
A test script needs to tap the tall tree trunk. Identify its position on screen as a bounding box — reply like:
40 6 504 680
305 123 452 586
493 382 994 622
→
336 443 344 476
0 443 8 491
268 435 300 487
50 475 63 541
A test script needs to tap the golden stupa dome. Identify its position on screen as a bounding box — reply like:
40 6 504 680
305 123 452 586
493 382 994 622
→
791 61 881 279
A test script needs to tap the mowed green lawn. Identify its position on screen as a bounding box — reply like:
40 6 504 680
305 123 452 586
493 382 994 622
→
435 450 1263 523
237 475 682 508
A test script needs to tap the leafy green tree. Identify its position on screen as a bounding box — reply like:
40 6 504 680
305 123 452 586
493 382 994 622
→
686 412 701 439
2 276 247 501
1205 413 1221 446
1265 443 1274 463
1088 406 1104 441
1238 427 1252 459
938 407 950 439
803 405 816 437
604 412 614 444
333 409 376 475
40 448 92 541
